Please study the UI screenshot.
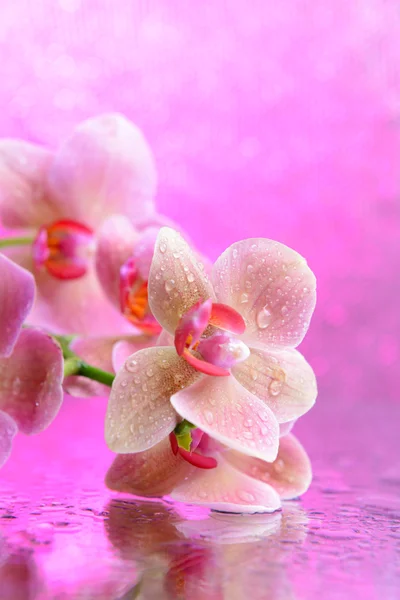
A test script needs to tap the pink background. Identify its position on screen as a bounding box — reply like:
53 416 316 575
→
0 2 400 598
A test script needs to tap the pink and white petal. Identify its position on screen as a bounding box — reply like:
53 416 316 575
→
95 215 139 306
27 264 133 336
47 114 157 228
224 434 312 500
170 375 279 462
0 139 58 228
111 337 154 373
0 328 63 435
279 420 296 437
105 347 200 453
106 436 194 497
148 228 214 334
212 238 316 348
133 227 160 281
0 254 35 357
156 329 175 347
232 347 317 423
170 457 281 514
0 410 18 468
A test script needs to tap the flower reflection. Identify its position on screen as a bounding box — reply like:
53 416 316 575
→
105 498 308 599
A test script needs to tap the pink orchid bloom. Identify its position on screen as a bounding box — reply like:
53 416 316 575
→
105 227 317 464
106 430 311 514
0 254 64 468
0 113 157 335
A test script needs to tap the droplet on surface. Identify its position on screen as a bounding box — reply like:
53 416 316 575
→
187 273 195 283
159 243 167 253
240 293 249 304
256 306 272 329
204 410 214 425
165 279 175 293
269 379 283 396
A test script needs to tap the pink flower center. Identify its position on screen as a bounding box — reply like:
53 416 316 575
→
174 298 249 376
169 430 217 469
33 219 94 280
119 257 161 335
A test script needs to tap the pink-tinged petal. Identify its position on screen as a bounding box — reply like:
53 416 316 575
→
28 264 133 336
106 436 193 497
209 303 246 335
105 347 200 453
95 215 139 307
148 227 214 335
0 410 18 468
111 337 154 373
170 376 279 462
232 347 317 423
280 420 296 437
177 447 218 469
133 227 160 281
212 238 316 348
170 457 281 513
47 113 157 228
0 328 63 435
0 139 58 228
157 329 175 347
224 434 312 500
182 349 230 377
0 254 35 357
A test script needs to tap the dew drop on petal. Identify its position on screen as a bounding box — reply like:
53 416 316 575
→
165 279 175 293
281 306 289 316
238 490 255 502
204 410 214 425
187 273 195 283
125 359 138 373
240 292 249 304
159 243 167 253
269 379 283 396
232 249 238 259
256 306 272 329
274 458 285 473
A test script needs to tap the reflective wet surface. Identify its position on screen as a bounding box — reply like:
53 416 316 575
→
0 395 399 599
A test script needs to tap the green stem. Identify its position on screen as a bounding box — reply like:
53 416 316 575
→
57 335 115 387
0 235 34 248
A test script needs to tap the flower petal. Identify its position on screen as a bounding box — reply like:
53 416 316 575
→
148 228 214 334
224 434 312 500
0 139 58 228
170 375 279 462
0 410 18 468
279 420 296 437
47 114 157 228
170 456 281 513
106 436 193 497
232 347 317 423
111 338 155 373
0 254 35 357
0 328 63 434
95 215 139 307
212 238 316 348
105 347 200 453
27 264 133 336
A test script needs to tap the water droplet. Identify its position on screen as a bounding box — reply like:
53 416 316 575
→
159 242 167 253
240 293 249 304
269 379 283 396
247 264 254 275
274 458 285 473
125 359 138 373
142 383 148 392
139 425 145 434
232 249 238 259
204 410 214 425
238 490 255 503
244 419 253 427
120 380 128 387
284 275 292 283
165 279 175 293
146 368 154 377
198 490 208 499
187 273 195 283
281 306 289 316
251 369 258 381
256 306 272 329
245 280 252 289
303 286 309 293
243 431 253 439
173 251 180 258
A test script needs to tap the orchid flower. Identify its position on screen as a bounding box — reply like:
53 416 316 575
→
0 255 64 468
0 113 157 335
105 429 311 513
105 227 317 465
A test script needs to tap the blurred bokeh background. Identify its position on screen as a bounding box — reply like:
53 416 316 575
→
1 0 399 414
0 2 399 597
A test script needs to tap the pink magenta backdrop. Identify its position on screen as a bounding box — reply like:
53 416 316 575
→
0 2 400 598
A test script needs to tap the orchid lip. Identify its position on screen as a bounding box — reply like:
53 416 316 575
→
33 219 94 280
169 432 218 470
174 299 247 376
